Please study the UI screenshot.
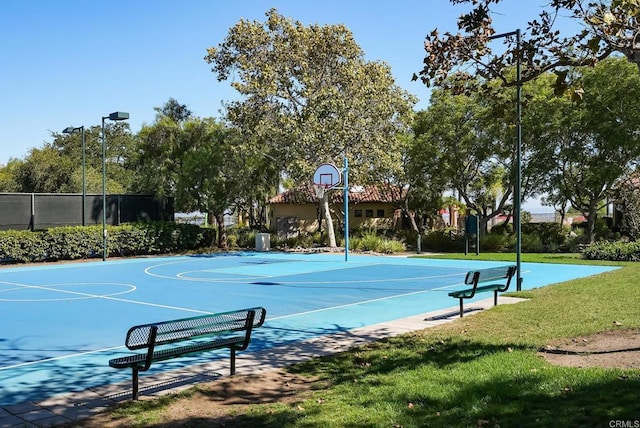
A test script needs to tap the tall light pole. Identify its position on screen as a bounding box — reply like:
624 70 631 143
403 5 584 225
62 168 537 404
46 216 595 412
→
488 29 522 290
343 156 349 262
101 111 129 261
63 125 86 226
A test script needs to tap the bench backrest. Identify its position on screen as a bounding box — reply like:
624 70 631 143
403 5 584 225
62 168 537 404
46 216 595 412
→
125 306 267 350
464 265 517 286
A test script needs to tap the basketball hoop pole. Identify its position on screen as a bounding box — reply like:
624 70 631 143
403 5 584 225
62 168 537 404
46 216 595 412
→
343 156 349 262
312 161 348 261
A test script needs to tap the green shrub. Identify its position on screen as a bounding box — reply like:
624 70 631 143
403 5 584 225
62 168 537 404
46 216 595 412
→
582 240 640 261
108 224 157 256
422 230 465 252
226 233 238 249
0 230 48 263
359 231 384 252
480 232 512 252
522 222 571 247
521 233 546 253
340 234 404 254
394 230 420 250
379 239 406 254
0 223 211 264
283 236 299 248
347 236 362 251
299 232 322 247
490 222 513 234
45 226 102 260
135 222 208 253
230 228 257 248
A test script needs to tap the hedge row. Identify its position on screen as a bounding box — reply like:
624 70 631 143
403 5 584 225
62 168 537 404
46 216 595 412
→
0 223 215 263
582 240 640 261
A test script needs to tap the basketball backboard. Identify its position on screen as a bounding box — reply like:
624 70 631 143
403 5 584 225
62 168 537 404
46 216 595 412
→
313 163 341 189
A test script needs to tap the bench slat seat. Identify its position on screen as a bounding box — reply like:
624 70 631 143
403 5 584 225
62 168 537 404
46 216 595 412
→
448 283 507 299
109 307 266 400
448 266 516 317
109 336 245 369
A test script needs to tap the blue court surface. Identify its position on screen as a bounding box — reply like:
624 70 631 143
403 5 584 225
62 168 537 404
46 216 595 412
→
0 252 617 405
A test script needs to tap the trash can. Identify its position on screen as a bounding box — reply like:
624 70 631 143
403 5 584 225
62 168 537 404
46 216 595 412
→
255 233 270 252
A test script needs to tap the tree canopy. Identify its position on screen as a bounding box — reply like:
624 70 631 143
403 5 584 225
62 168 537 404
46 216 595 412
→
205 8 416 246
416 0 640 94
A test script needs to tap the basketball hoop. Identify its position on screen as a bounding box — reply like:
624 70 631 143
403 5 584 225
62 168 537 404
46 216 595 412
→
313 184 328 199
312 163 341 200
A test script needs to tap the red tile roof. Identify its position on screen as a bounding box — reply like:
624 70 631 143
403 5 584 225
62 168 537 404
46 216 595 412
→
269 183 405 204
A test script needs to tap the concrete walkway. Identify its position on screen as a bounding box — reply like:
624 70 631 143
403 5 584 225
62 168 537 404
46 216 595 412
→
0 297 525 427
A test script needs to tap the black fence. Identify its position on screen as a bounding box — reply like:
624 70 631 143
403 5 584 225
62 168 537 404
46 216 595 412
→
0 193 174 231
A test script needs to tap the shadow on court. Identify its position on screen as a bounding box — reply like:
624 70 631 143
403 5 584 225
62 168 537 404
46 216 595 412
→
0 253 619 406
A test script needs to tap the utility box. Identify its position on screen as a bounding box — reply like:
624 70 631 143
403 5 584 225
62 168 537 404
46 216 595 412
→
255 233 271 252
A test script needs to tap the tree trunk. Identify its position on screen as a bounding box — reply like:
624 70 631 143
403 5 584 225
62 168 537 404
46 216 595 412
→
403 199 419 233
585 207 597 244
215 213 227 249
207 212 217 247
321 193 337 247
316 204 323 234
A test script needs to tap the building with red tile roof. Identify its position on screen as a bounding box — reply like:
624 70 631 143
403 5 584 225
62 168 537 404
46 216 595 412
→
267 183 406 235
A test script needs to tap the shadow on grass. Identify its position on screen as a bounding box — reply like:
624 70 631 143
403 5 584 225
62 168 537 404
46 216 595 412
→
131 335 640 427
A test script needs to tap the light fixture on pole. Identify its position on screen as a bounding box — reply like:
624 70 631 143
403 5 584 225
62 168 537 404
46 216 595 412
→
101 111 129 261
488 29 522 290
62 125 86 226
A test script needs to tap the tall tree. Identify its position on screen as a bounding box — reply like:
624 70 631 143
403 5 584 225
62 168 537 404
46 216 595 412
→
1 122 134 195
13 145 76 193
390 132 446 233
133 99 198 198
154 97 193 123
174 118 246 248
205 8 416 246
546 57 640 242
134 110 186 197
135 99 250 248
411 90 511 232
416 0 640 93
0 158 22 192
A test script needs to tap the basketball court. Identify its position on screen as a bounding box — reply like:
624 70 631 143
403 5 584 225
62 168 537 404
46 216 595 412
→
0 252 617 408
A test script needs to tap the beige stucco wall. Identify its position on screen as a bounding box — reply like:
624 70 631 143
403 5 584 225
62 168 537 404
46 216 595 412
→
269 202 397 233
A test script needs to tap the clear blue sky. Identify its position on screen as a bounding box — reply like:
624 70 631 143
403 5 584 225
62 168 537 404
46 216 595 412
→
1 1 562 209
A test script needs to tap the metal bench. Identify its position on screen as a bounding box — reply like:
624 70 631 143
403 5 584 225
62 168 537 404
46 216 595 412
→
448 266 517 317
109 306 267 399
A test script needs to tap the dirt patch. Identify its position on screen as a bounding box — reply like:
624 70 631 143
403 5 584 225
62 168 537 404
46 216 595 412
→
539 328 640 369
74 369 320 427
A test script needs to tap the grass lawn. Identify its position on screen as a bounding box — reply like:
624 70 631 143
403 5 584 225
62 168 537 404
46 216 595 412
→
75 253 640 427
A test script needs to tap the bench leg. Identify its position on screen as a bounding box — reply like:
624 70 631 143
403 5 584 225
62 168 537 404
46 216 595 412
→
459 298 464 318
494 291 498 306
230 348 236 375
132 367 139 400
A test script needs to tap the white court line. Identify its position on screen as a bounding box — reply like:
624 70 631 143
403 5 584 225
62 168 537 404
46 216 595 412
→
176 269 268 280
0 281 136 302
267 269 533 320
0 346 125 371
144 260 369 283
263 284 461 321
261 271 466 285
146 260 468 285
2 261 514 368
0 281 454 369
0 280 212 314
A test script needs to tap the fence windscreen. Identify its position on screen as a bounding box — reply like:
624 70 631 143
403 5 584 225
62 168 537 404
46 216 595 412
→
0 194 32 230
0 194 174 231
